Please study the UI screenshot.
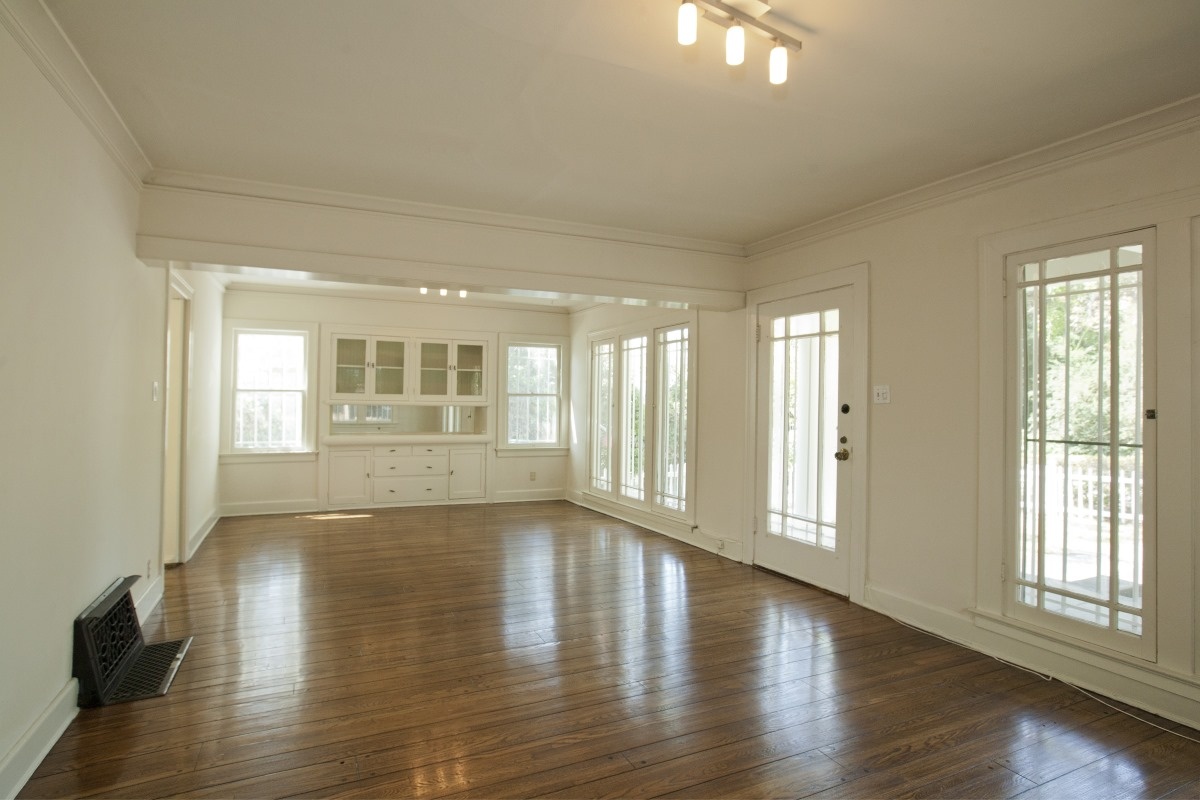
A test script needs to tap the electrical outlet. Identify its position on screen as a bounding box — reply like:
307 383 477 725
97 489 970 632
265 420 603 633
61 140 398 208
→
529 471 537 482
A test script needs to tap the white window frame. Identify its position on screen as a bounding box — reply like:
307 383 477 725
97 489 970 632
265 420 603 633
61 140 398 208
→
220 320 318 455
587 315 697 522
1003 230 1157 659
498 334 568 453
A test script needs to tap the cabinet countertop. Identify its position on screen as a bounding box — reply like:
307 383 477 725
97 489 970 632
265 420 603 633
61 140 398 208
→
323 434 491 446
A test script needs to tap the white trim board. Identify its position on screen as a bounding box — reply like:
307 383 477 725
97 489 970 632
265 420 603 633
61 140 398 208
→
0 680 78 800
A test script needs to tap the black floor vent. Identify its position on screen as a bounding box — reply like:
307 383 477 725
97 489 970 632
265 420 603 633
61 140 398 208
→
73 575 192 707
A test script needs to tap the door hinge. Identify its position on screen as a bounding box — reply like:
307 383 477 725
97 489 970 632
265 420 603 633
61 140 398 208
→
1001 277 1008 298
756 323 761 343
752 515 758 535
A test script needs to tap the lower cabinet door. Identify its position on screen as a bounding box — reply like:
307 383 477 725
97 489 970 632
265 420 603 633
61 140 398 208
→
328 449 371 506
448 447 486 499
374 476 448 503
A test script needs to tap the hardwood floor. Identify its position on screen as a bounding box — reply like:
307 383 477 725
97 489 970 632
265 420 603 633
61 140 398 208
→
21 501 1200 799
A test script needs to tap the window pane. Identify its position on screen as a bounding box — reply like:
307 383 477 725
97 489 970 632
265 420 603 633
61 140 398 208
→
655 327 688 512
620 336 648 501
508 396 557 445
236 333 305 390
234 391 302 449
507 345 558 394
1045 249 1109 280
591 341 614 492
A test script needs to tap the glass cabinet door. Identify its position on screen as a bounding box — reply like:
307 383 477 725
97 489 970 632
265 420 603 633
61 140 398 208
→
455 342 485 399
333 336 368 397
419 341 450 398
374 338 407 398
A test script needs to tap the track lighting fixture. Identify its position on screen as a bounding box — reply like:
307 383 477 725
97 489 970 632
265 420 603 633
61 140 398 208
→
725 21 744 66
676 0 801 84
677 0 697 45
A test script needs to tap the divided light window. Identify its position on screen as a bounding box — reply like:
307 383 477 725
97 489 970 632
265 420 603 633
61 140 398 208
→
1007 230 1155 656
231 330 308 451
589 322 693 518
505 343 561 446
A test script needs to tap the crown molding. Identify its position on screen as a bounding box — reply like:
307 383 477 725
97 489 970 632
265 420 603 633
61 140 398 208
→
0 0 151 188
144 170 747 259
747 93 1200 260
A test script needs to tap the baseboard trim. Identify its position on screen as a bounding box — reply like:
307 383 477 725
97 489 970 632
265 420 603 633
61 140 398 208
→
864 585 1200 730
0 679 78 799
570 493 740 562
184 511 220 561
493 488 567 503
133 572 164 624
220 499 318 517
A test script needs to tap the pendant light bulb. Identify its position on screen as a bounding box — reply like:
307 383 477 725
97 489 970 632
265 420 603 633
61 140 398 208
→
726 22 745 66
458 289 467 298
439 288 448 297
677 1 698 46
419 287 428 295
769 42 788 84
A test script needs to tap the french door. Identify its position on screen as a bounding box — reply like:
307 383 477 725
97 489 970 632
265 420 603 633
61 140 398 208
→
755 286 855 595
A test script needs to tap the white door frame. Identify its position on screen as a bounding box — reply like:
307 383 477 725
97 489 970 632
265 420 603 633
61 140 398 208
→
743 262 870 605
162 268 194 565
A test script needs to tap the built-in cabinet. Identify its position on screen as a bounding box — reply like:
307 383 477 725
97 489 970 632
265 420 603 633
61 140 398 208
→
323 327 492 509
331 334 409 401
327 443 486 508
330 333 488 403
415 339 487 402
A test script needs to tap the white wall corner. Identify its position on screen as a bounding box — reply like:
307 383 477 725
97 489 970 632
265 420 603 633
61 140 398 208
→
185 511 221 562
0 0 151 187
0 679 78 800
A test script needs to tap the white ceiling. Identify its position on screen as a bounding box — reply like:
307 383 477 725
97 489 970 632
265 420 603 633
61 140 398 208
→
44 0 1200 248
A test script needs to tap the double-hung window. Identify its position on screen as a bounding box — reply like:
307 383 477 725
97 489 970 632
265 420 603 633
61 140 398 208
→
589 320 694 519
224 322 316 453
501 336 566 449
1006 231 1155 657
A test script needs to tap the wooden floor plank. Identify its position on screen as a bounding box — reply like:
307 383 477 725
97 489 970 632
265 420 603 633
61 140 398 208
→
19 501 1200 799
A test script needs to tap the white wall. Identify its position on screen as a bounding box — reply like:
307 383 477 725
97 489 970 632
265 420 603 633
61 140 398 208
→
744 127 1200 725
0 20 165 795
217 288 571 514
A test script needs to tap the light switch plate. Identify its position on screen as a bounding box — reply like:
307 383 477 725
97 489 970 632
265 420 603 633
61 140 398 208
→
873 385 891 404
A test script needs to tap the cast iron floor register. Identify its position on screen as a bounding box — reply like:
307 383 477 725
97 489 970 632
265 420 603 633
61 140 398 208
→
72 575 191 706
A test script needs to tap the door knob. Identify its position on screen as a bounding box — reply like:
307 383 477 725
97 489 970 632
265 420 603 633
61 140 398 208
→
834 448 850 461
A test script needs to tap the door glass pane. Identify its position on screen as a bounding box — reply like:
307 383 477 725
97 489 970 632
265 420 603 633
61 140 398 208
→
620 336 648 501
335 337 367 395
766 311 838 551
1013 237 1147 639
654 327 688 512
420 342 449 395
591 341 614 492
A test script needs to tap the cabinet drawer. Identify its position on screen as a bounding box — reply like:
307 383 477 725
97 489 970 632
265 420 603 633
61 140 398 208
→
373 445 412 457
374 456 448 476
374 476 448 503
412 445 448 456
